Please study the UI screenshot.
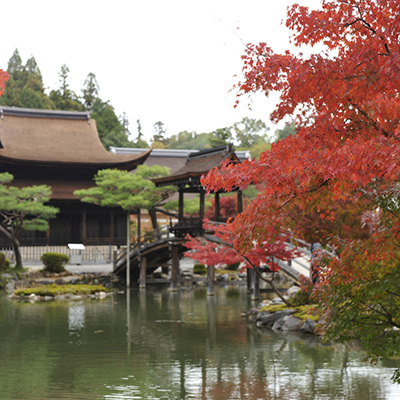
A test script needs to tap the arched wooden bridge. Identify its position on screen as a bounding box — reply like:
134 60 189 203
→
112 224 333 291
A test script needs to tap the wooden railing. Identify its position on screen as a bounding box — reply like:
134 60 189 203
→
113 225 171 269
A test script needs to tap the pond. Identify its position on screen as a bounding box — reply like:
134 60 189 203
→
0 286 399 400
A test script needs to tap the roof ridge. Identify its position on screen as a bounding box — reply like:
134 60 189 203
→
0 106 90 121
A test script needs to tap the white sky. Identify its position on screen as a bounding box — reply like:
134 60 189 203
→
0 0 321 143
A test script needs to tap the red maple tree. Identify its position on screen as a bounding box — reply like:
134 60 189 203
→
0 69 8 96
184 220 301 304
200 0 400 379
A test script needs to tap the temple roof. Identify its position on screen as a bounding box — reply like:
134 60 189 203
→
152 144 240 187
0 106 150 169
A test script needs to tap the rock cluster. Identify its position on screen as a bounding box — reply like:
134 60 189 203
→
247 306 318 334
246 286 320 335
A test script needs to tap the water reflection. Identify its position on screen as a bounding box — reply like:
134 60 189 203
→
0 288 399 399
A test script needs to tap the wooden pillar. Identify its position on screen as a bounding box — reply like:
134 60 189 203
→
126 212 131 288
237 191 243 214
214 192 220 222
110 210 114 245
139 256 147 289
199 189 205 235
251 267 260 300
247 267 252 294
207 264 215 296
170 243 179 291
137 209 141 246
178 189 184 222
82 209 87 245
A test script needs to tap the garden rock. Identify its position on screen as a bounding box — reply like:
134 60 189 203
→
257 309 296 327
4 279 15 294
218 274 229 282
287 286 301 298
301 319 316 334
270 297 284 304
282 316 303 331
272 317 286 330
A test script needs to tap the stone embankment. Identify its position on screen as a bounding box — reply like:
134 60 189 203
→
246 286 323 335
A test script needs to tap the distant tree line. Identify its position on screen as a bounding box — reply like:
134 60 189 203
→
1 49 297 156
0 49 141 150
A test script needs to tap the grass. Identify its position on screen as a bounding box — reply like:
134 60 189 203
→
14 284 110 297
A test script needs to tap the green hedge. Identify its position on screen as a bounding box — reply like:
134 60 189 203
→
193 263 207 276
0 252 10 273
41 252 69 273
225 261 240 271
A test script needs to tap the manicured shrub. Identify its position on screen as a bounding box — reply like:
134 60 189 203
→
193 263 207 275
225 261 240 271
0 252 10 272
41 252 69 273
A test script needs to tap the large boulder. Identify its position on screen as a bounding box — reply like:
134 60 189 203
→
257 309 296 328
282 316 303 331
301 319 317 334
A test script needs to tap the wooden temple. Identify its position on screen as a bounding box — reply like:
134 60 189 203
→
152 144 243 237
0 106 151 246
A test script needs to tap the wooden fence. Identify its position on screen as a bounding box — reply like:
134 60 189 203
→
0 245 117 264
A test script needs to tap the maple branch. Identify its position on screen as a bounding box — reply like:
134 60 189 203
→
278 178 331 210
347 98 389 137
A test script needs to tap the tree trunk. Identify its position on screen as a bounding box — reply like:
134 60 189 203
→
148 208 160 240
0 225 23 268
13 240 23 268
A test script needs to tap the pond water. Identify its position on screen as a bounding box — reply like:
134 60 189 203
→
0 286 399 400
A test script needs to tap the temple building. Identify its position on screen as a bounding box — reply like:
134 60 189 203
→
0 106 150 247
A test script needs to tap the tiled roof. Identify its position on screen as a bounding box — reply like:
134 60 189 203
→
152 144 240 187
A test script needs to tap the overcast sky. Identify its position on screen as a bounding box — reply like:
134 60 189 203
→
1 0 321 143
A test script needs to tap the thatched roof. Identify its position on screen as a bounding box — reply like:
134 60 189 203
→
0 107 150 169
152 144 240 187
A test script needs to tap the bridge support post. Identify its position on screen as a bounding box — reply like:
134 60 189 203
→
251 267 260 301
207 265 215 296
139 256 147 289
170 243 179 292
247 267 252 293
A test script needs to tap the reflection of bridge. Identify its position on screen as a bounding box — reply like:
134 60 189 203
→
113 224 323 298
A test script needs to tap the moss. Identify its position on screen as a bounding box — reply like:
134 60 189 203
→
293 305 322 321
15 284 109 297
259 303 322 321
259 304 288 313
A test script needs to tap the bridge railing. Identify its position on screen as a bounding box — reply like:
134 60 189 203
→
113 225 171 270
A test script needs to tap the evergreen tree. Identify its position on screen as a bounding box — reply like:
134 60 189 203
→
7 49 23 78
274 122 298 142
82 72 99 110
169 130 210 150
208 127 233 148
151 121 169 148
91 98 133 149
49 64 83 111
